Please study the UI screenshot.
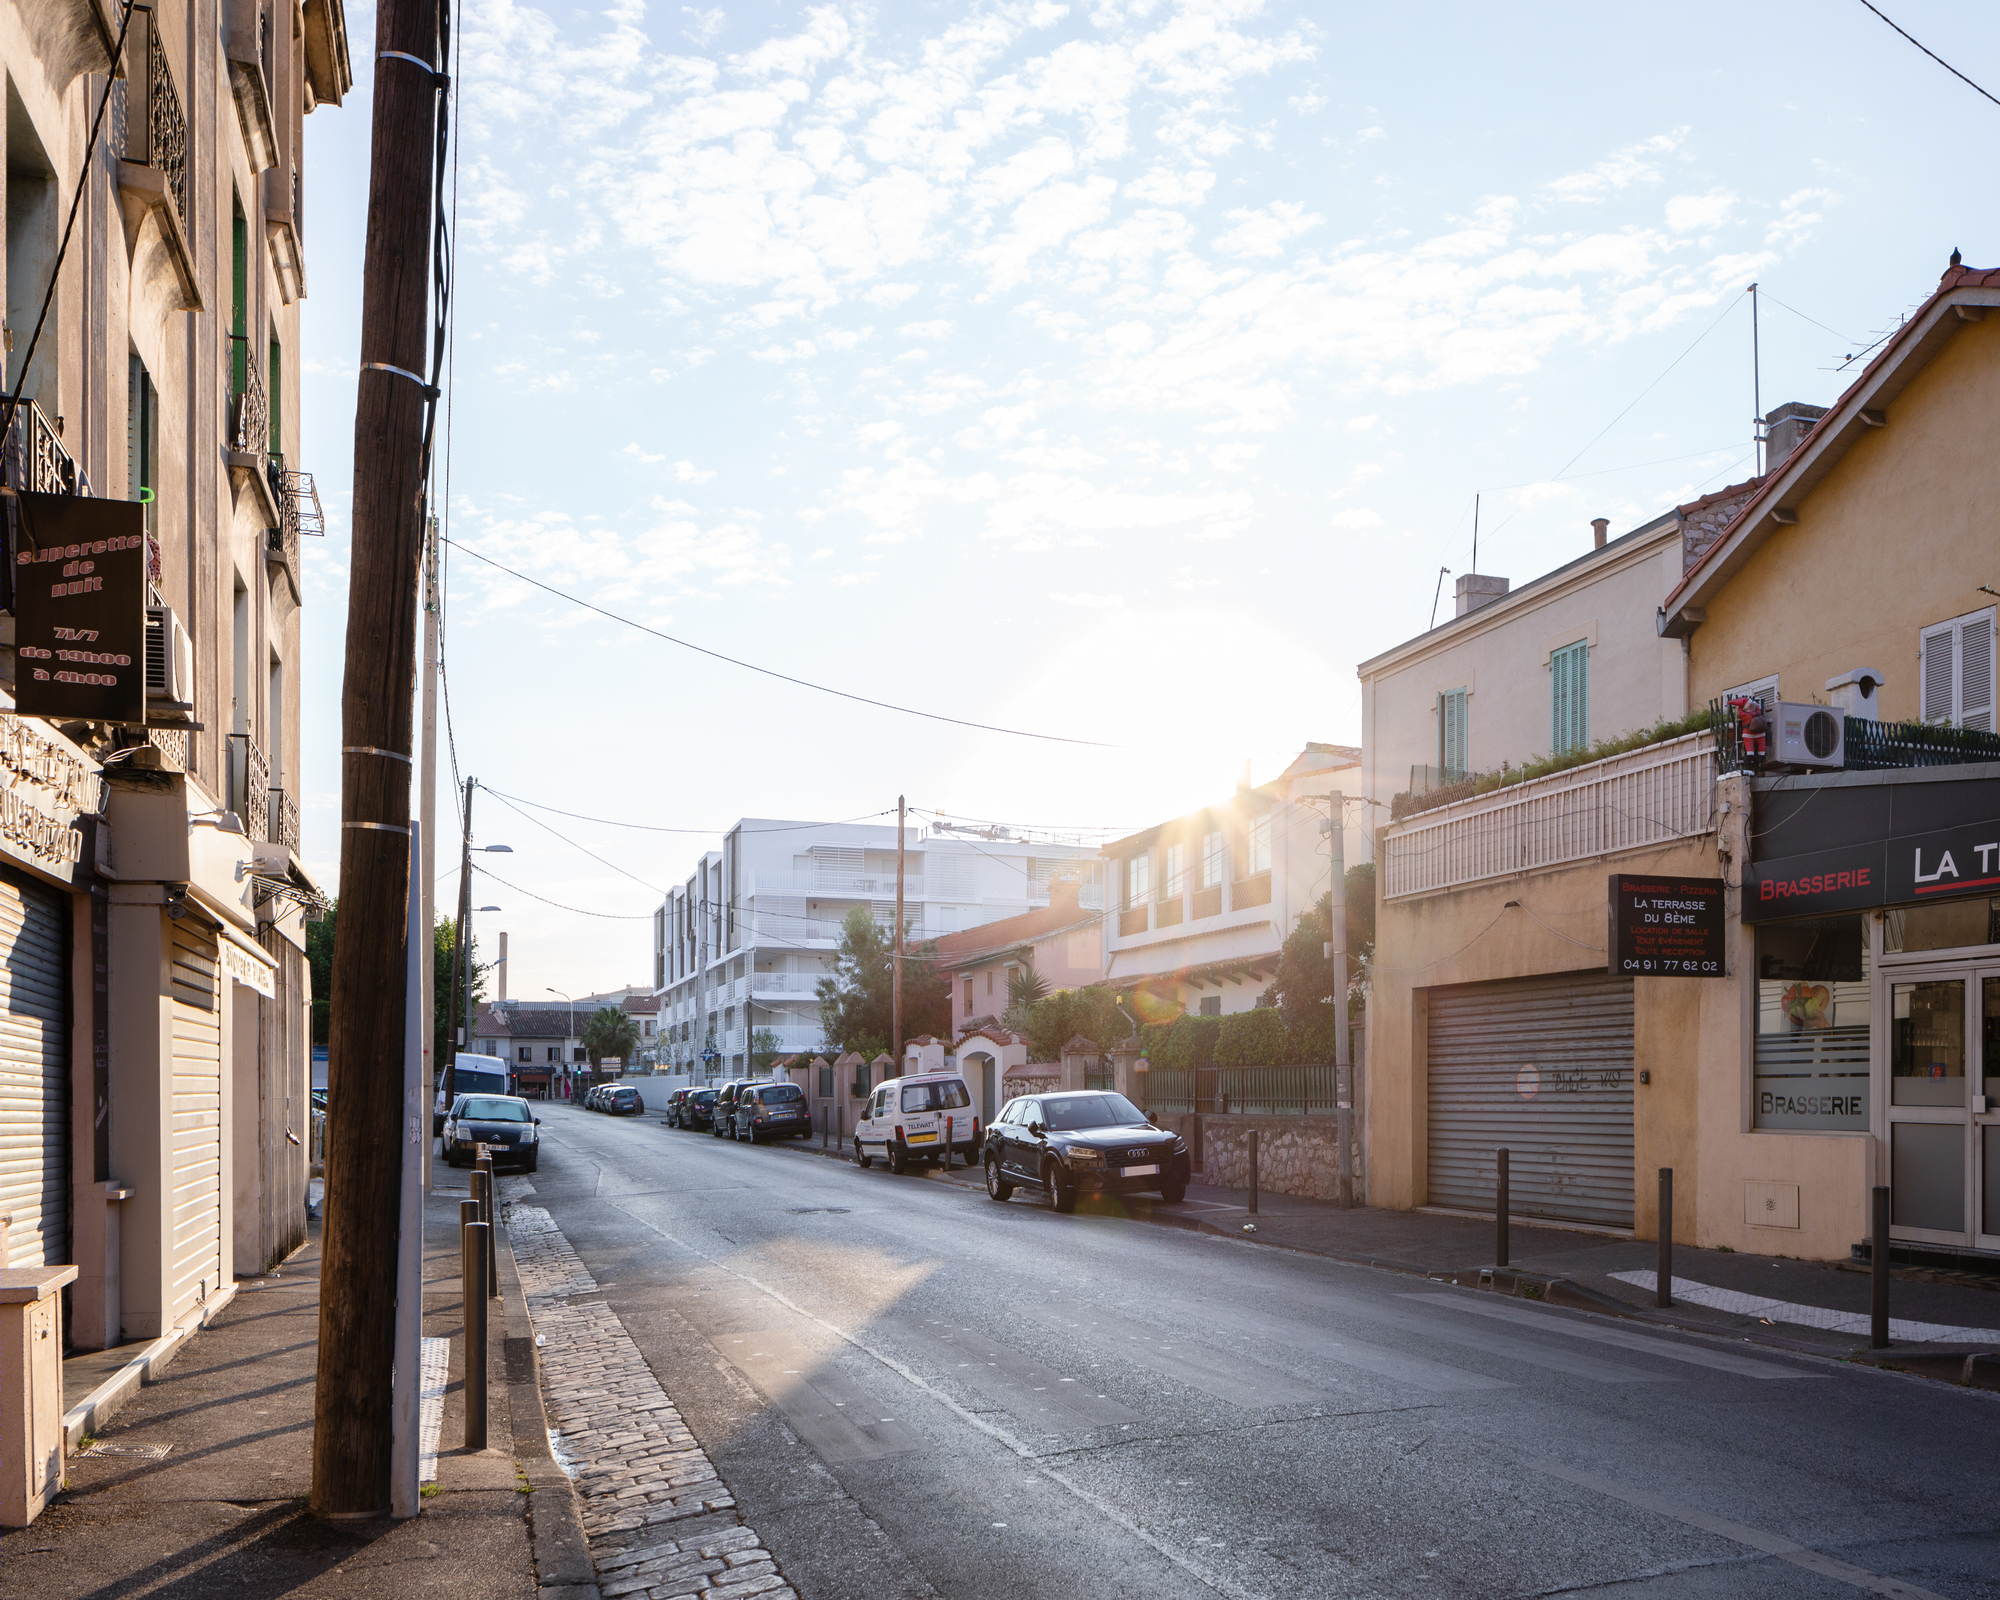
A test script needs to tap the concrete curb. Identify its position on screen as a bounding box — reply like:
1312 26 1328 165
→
496 1222 602 1600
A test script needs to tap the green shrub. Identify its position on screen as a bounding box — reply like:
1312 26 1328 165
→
1215 1008 1288 1067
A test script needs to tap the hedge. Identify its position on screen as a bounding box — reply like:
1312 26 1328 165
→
1139 1003 1358 1069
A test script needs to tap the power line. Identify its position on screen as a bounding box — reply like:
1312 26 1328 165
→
481 787 665 894
440 536 1116 747
1855 0 2000 109
474 863 655 920
479 787 896 836
1754 291 1856 345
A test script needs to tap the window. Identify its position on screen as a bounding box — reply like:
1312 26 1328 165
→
1723 674 1779 710
1200 830 1226 889
903 1080 970 1112
268 321 282 455
1161 842 1185 900
985 970 994 996
517 1047 529 1062
547 1047 558 1062
230 194 249 399
1550 639 1590 755
1242 815 1271 877
1126 853 1151 907
1753 918 1869 1131
1438 687 1468 778
1920 608 1996 732
127 351 158 538
1199 995 1221 1017
963 977 973 1013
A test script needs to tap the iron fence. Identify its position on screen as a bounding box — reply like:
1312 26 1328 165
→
1841 715 2000 770
125 8 190 230
269 787 300 851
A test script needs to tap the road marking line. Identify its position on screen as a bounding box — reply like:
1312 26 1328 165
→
417 1335 450 1482
1528 1460 1952 1600
1610 1272 2000 1344
1402 1293 1811 1379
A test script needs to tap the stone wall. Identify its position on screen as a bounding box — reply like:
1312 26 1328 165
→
1005 1074 1062 1097
1170 1114 1363 1203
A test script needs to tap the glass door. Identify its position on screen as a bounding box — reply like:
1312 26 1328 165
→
1885 973 1972 1244
1979 974 2000 1253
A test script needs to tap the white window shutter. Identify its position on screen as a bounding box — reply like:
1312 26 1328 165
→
1959 611 1996 733
1920 621 1956 724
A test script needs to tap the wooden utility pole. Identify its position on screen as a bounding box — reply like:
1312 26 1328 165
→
313 0 443 1518
892 795 905 1066
419 522 438 1190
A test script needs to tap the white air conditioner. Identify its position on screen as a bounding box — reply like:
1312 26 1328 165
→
1771 701 1845 769
144 606 195 704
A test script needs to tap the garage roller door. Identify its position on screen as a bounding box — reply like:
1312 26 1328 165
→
169 917 223 1320
1428 971 1635 1229
0 871 68 1267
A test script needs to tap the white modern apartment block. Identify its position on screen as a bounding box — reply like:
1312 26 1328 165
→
653 821 1103 1076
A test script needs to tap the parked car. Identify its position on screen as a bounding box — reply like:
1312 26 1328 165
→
677 1088 719 1131
854 1071 981 1173
664 1088 691 1125
982 1090 1187 1211
710 1079 751 1137
732 1080 812 1142
441 1093 542 1172
603 1085 644 1116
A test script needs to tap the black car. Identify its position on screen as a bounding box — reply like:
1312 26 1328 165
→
676 1089 719 1131
442 1093 542 1172
663 1088 691 1125
710 1079 751 1137
983 1090 1188 1212
603 1085 644 1116
732 1081 812 1142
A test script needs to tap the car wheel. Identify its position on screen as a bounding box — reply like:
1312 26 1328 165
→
889 1140 912 1175
985 1157 1014 1202
1158 1180 1186 1204
855 1138 872 1169
525 1152 539 1174
1043 1160 1076 1214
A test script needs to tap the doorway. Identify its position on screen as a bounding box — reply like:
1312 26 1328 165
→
1882 967 2000 1251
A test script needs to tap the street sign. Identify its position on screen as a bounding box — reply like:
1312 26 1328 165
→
700 1047 719 1062
1608 873 1725 977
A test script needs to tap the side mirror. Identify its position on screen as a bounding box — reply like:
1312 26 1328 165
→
1030 1121 1046 1137
533 1116 542 1124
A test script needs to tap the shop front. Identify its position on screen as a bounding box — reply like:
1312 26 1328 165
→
1747 764 2000 1257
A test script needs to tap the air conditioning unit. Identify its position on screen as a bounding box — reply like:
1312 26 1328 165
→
144 606 195 704
1771 701 1845 769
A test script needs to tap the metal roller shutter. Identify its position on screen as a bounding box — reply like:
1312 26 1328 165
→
0 872 68 1267
1427 971 1635 1229
170 917 223 1319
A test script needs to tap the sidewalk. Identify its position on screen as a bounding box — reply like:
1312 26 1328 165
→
0 1187 553 1597
786 1131 2000 1386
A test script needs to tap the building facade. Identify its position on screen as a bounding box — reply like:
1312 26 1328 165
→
0 0 346 1355
1101 745 1367 1023
653 820 1100 1076
1367 261 2000 1262
935 872 1104 1039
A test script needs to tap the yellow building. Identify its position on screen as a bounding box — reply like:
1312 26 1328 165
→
1368 258 1999 1263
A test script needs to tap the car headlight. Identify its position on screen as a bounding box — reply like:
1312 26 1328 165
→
1170 1138 1188 1154
1065 1146 1104 1166
521 1126 537 1143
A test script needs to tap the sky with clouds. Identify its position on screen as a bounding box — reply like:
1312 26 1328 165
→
298 0 1998 997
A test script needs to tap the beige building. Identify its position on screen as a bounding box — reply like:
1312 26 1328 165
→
0 0 346 1369
1366 259 2000 1264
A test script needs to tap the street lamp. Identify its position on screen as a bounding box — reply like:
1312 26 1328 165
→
548 987 574 1100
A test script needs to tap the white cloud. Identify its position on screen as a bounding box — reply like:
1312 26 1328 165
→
673 460 716 483
1547 130 1686 202
1051 591 1124 608
1666 190 1735 234
624 442 666 464
1213 200 1323 258
1329 508 1383 530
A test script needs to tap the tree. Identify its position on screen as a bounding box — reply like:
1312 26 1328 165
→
815 906 951 1054
433 917 487 1084
582 1006 640 1070
307 902 337 1047
751 1028 782 1073
1015 986 1130 1063
1001 953 1050 1030
1262 861 1375 1032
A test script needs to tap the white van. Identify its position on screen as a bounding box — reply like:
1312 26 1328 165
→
855 1072 980 1174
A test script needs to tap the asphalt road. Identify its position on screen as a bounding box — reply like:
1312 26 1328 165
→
528 1103 1999 1600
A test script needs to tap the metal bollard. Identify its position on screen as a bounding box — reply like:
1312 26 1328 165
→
1871 1185 1891 1349
1247 1128 1259 1215
462 1217 489 1451
1657 1168 1673 1308
1495 1148 1510 1269
471 1168 498 1300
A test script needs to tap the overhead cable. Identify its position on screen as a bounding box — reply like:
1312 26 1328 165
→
473 864 655 920
1854 0 2000 108
440 536 1116 747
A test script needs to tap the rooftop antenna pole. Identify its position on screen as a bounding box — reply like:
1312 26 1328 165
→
1471 493 1479 575
1429 566 1452 631
1749 282 1763 474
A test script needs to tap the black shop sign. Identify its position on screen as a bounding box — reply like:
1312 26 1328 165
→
1608 873 1726 976
12 493 148 724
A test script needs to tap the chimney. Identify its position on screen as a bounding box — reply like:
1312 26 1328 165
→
498 931 508 1001
1825 668 1887 719
1762 401 1829 469
1050 873 1082 915
1591 517 1609 550
1454 573 1510 617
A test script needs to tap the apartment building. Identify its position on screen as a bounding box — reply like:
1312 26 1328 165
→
653 820 1100 1076
0 0 346 1361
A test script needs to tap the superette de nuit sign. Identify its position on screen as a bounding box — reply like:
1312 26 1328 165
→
12 492 148 725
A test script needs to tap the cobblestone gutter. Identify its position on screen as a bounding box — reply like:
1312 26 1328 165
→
506 1202 797 1600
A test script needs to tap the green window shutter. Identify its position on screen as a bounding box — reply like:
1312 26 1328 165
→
231 199 248 396
1439 688 1468 777
268 329 282 455
1551 641 1590 754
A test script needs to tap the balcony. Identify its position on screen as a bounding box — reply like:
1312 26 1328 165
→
225 339 286 534
1381 729 1716 900
1118 906 1149 937
264 163 305 303
1155 897 1185 929
224 0 280 172
750 972 825 995
1 397 79 496
269 787 300 851
228 732 271 843
1231 872 1272 910
749 870 926 898
1191 884 1223 920
117 7 201 311
264 459 320 602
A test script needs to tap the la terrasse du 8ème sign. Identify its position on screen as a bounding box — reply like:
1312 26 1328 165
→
1608 874 1726 976
13 492 148 725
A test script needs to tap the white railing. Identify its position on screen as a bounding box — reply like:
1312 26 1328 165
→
750 972 823 994
1380 730 1716 899
749 871 925 898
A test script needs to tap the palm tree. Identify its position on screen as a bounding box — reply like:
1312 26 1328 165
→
582 1006 641 1073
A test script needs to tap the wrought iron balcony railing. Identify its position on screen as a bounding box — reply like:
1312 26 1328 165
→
229 732 271 843
0 396 79 496
264 459 322 596
228 337 270 455
269 786 300 851
125 7 190 232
